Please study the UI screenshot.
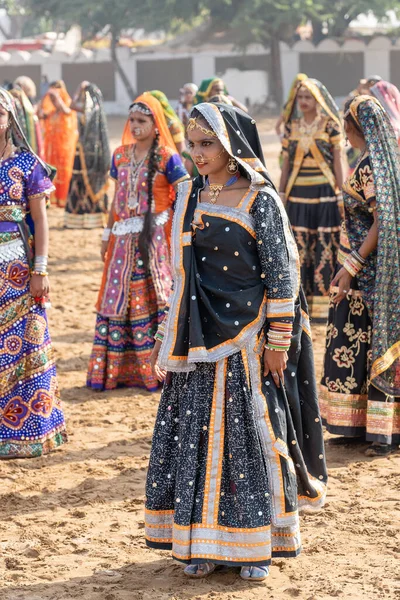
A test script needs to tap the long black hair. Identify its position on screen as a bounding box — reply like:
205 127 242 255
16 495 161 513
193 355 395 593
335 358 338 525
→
138 127 160 270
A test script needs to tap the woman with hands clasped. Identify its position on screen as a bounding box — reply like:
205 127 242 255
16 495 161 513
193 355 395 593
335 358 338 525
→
320 96 400 457
146 103 327 582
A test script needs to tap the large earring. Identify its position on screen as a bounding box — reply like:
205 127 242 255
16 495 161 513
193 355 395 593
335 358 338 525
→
345 137 349 147
226 157 238 174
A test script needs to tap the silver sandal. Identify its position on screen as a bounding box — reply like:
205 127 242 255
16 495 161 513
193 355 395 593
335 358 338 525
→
184 562 216 578
240 565 269 582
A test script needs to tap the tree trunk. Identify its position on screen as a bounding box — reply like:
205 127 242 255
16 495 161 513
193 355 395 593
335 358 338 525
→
110 29 135 101
269 35 283 108
311 19 325 44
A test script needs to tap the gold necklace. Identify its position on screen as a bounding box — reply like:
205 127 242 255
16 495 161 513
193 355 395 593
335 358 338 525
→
207 173 240 204
298 115 320 153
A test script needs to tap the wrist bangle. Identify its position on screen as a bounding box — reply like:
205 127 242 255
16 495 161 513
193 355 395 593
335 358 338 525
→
31 270 48 277
102 228 111 242
265 344 289 352
343 250 365 277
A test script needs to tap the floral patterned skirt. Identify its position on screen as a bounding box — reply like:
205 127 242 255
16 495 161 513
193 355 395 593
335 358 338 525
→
320 283 400 444
287 177 341 322
0 241 67 458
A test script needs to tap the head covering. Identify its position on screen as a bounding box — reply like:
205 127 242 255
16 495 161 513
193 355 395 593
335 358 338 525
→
282 73 307 124
13 75 37 101
345 95 400 396
194 78 229 105
288 78 341 128
121 93 176 149
10 84 37 152
192 102 300 295
0 87 53 178
192 102 273 189
208 93 233 106
146 90 184 144
182 82 198 94
78 82 111 202
41 80 71 118
366 75 382 87
370 81 400 141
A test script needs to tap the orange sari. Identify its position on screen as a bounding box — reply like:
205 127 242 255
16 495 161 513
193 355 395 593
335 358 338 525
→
41 87 78 207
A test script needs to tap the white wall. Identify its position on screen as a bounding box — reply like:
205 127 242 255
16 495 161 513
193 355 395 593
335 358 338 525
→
0 37 399 114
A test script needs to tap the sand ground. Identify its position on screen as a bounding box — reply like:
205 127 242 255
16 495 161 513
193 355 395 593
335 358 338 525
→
0 117 399 600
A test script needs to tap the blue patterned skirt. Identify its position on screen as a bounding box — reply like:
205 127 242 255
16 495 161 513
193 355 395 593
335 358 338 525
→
0 237 67 458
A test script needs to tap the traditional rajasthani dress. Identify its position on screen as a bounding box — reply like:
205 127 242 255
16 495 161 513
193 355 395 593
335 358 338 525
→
0 89 67 458
64 84 110 229
145 103 327 568
87 95 188 392
283 78 343 322
320 97 400 445
41 83 78 207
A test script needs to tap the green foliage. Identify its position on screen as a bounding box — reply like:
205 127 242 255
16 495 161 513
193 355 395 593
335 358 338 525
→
312 0 400 38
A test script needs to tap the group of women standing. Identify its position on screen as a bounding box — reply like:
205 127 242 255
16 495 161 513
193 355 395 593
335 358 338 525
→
278 74 400 456
0 69 399 582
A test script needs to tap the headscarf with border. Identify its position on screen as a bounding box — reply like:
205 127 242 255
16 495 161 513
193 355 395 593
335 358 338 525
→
189 102 300 306
282 73 308 124
194 78 229 105
370 80 400 142
121 93 176 150
288 77 341 128
344 94 400 396
0 87 54 179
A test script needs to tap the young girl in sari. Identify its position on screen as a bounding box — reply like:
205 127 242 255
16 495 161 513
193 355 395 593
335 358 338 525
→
0 88 67 458
87 95 188 392
320 96 400 456
279 78 344 321
146 103 327 581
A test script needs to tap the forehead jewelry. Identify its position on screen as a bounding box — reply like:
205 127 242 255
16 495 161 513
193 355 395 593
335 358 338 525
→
187 117 217 137
129 103 153 116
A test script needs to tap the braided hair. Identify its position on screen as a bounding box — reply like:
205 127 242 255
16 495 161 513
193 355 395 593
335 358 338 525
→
139 129 160 270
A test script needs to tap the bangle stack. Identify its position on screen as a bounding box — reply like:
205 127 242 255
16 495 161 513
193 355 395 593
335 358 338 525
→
343 250 366 278
32 255 48 277
266 322 292 352
154 320 166 343
102 228 111 242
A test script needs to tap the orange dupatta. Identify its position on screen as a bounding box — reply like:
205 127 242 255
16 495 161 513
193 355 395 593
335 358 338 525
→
41 85 78 207
121 93 177 152
121 93 179 225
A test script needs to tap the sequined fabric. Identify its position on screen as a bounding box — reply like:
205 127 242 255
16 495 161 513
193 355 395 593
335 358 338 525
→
146 188 327 566
87 143 188 391
321 142 400 442
342 98 400 396
0 151 67 458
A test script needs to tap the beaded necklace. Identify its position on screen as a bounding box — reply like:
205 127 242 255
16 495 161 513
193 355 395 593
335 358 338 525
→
128 145 148 210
